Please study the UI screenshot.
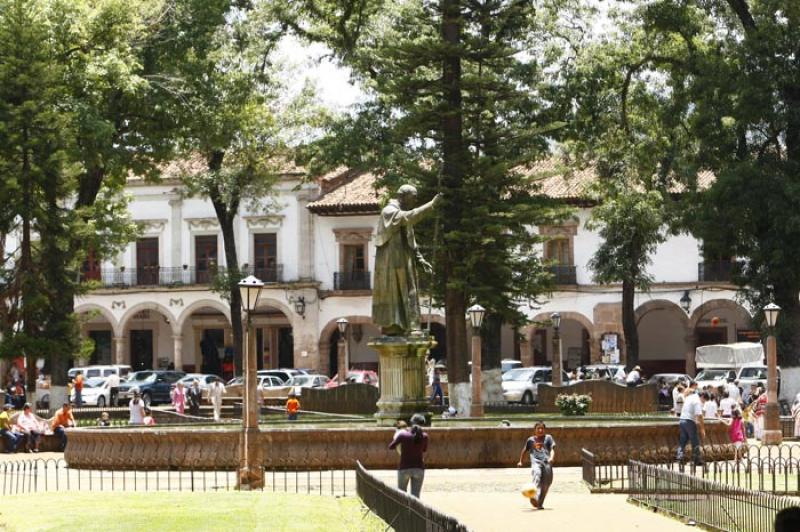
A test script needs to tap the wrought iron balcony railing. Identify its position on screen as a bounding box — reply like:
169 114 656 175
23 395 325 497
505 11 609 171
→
80 264 284 288
547 264 577 285
334 271 371 291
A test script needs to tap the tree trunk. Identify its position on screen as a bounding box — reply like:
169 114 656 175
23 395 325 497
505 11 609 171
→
621 278 638 370
481 313 502 370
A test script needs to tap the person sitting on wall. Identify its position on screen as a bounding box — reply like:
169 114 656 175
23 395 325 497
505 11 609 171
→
15 403 42 453
0 404 21 453
625 366 642 387
51 402 75 452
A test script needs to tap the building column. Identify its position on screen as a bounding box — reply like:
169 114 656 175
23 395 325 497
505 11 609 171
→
114 335 128 365
173 334 184 371
296 187 316 282
168 195 183 269
685 334 696 376
519 337 533 367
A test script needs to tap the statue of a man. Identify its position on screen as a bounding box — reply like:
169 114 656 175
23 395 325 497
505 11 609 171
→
372 185 441 336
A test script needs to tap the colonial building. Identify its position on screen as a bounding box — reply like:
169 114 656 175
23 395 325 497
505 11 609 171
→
75 163 750 377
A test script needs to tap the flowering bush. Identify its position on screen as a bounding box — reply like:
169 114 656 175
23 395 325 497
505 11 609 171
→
555 393 592 416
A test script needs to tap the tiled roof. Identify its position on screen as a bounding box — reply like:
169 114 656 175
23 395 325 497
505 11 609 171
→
307 168 384 215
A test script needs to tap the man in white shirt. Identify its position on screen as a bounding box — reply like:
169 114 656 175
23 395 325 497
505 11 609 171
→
107 372 121 407
625 366 642 387
209 380 226 422
719 390 737 417
702 392 718 419
677 384 706 465
727 380 741 403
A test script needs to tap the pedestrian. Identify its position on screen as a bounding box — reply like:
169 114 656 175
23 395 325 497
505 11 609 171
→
702 391 718 419
15 403 41 453
625 366 642 387
12 379 25 409
517 421 556 510
171 381 186 415
429 368 443 406
97 411 112 427
0 404 20 453
187 380 202 416
129 393 145 425
107 372 120 407
720 408 746 462
752 387 767 440
719 390 737 418
286 392 300 421
673 384 685 418
143 407 156 426
676 383 706 466
727 379 741 403
51 402 75 452
209 380 225 422
389 413 428 498
73 371 84 408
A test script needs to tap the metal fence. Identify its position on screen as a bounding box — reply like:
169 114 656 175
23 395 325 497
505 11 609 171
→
0 459 354 497
582 444 800 496
628 460 799 532
355 462 469 532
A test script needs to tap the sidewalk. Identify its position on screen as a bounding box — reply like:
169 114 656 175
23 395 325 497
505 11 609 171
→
372 467 687 532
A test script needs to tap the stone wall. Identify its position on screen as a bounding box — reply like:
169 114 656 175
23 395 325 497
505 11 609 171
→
536 381 659 414
299 384 379 415
64 420 731 470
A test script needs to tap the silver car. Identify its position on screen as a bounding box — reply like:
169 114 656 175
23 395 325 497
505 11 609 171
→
502 367 570 404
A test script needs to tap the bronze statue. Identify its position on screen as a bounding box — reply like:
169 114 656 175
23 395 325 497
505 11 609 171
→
372 185 441 336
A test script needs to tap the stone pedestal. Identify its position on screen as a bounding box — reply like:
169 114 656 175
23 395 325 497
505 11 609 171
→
370 335 435 426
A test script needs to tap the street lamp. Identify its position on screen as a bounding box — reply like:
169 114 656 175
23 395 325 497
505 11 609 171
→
337 318 349 384
551 312 563 386
237 275 264 489
680 290 692 314
763 302 782 444
467 304 486 417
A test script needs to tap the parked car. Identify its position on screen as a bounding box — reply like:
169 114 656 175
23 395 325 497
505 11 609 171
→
647 373 691 386
326 370 379 388
736 365 781 394
502 367 570 404
175 374 225 402
256 369 305 384
286 374 330 393
68 365 132 381
116 370 186 407
70 377 112 407
225 375 286 400
501 359 523 374
694 368 737 390
583 364 625 380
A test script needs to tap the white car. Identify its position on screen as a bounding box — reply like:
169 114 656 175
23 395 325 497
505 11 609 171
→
502 367 570 404
68 365 132 381
286 374 330 394
694 368 737 391
70 377 112 408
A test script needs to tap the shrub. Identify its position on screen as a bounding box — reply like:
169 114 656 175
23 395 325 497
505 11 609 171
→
555 393 592 416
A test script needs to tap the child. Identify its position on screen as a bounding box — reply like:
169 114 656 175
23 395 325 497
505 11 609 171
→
286 393 300 421
143 407 156 426
97 411 112 427
720 408 746 462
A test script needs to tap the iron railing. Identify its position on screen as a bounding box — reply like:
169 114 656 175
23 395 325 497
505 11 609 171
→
355 461 469 532
547 264 577 285
0 458 353 496
79 265 283 288
628 459 798 532
334 271 371 291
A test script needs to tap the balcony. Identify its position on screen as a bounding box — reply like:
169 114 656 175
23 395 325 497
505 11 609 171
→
80 265 284 288
548 265 577 285
334 271 371 291
698 260 737 282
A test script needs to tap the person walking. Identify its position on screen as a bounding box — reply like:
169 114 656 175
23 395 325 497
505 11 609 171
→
187 380 202 416
107 372 120 407
389 413 428 498
15 403 41 453
673 384 685 418
129 393 145 425
517 421 556 510
51 402 75 452
752 387 767 440
73 371 84 408
676 383 706 465
429 368 443 406
209 380 225 422
720 408 746 461
0 404 20 453
171 381 186 415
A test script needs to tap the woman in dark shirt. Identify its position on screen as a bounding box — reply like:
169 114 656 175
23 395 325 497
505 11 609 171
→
389 413 428 497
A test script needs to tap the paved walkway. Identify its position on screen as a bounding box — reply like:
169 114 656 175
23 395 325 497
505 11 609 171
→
372 468 687 532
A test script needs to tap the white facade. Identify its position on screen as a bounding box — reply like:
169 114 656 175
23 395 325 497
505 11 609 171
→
72 172 754 386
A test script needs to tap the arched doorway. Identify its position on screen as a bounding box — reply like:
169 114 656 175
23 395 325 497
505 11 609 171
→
119 303 178 372
252 300 294 372
76 304 120 370
530 312 592 370
177 300 232 376
636 300 689 374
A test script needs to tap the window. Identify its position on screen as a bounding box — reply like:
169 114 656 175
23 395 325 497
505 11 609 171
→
253 233 277 281
136 238 159 285
343 244 366 273
545 239 571 266
195 235 218 283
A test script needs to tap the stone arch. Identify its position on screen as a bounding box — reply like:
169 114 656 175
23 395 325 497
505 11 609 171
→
176 298 232 330
318 315 375 359
522 311 594 341
635 299 690 327
255 296 296 324
523 311 594 368
119 301 180 336
421 313 446 327
75 303 121 337
689 299 753 331
635 299 690 373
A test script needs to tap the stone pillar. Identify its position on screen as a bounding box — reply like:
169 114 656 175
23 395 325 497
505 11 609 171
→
296 188 316 282
470 333 483 417
173 334 184 372
168 195 182 269
114 335 127 365
239 316 264 489
337 338 348 383
763 334 782 444
370 335 435 425
520 337 533 367
685 334 696 376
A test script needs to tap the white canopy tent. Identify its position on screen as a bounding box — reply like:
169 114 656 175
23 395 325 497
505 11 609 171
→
695 342 764 368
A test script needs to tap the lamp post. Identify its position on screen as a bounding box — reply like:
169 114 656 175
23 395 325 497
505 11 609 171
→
337 318 349 384
680 290 692 314
551 312 563 386
468 304 486 417
763 302 782 444
238 275 264 489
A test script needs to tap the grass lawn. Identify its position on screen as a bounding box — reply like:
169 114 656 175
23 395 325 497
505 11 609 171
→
0 491 386 531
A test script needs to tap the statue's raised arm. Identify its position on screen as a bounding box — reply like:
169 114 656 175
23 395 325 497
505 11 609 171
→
372 185 441 336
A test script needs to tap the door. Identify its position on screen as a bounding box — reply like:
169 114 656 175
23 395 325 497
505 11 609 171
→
253 233 277 282
89 331 112 365
195 235 218 284
278 327 294 368
696 327 726 348
136 238 159 285
130 330 154 371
